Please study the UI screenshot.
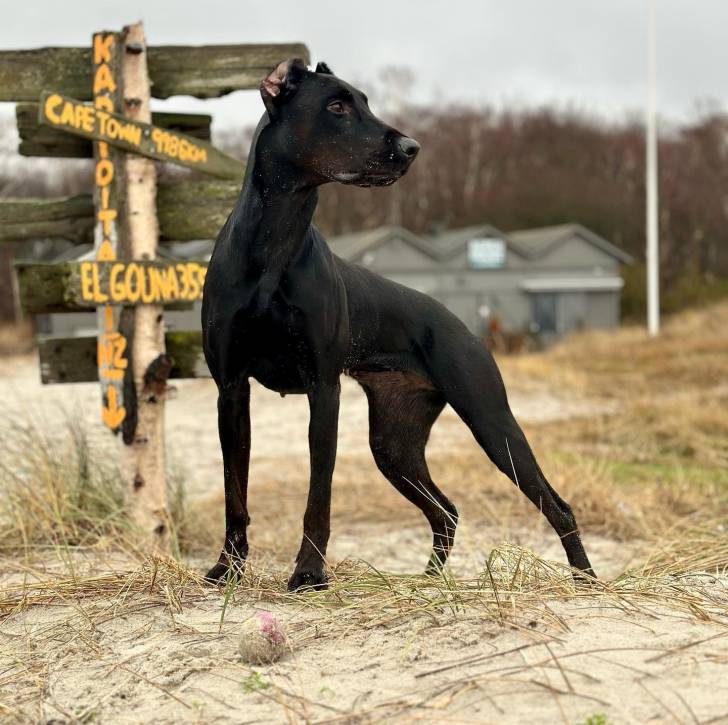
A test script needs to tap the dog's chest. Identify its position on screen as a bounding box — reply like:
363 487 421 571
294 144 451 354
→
243 308 314 394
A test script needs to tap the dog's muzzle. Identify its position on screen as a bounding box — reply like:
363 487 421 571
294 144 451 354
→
333 135 420 187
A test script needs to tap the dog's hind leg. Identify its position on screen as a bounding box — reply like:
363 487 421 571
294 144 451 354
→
205 380 251 583
358 372 458 574
472 405 595 578
428 335 595 579
431 335 594 576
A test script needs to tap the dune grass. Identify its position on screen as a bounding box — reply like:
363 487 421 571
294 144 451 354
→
0 415 191 565
504 300 728 398
1 538 726 632
1 531 725 723
0 417 126 555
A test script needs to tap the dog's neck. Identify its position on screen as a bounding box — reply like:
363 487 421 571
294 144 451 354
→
249 165 318 264
225 130 319 291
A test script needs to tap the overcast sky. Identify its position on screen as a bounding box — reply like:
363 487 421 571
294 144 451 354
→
1 0 726 134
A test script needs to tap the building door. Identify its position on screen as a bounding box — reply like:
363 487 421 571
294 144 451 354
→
532 293 558 333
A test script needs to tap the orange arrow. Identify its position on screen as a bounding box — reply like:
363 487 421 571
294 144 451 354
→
101 385 125 429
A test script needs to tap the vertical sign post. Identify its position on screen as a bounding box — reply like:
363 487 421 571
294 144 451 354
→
91 24 169 551
92 31 127 427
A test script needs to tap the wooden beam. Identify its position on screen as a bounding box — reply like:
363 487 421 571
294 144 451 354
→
17 104 211 158
156 179 238 241
38 331 208 384
0 195 94 243
39 92 244 180
0 179 239 243
0 43 309 102
15 260 208 314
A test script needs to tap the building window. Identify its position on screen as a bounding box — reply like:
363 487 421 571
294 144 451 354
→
532 293 557 333
467 237 506 269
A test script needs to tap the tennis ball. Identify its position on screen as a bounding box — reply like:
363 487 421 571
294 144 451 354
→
237 612 287 664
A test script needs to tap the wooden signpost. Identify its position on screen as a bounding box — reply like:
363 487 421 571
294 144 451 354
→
39 91 244 180
0 27 309 552
90 29 126 435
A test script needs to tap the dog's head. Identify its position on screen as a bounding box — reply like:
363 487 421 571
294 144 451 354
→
258 59 419 188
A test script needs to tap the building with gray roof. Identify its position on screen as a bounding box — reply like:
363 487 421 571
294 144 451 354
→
43 221 633 345
329 223 633 341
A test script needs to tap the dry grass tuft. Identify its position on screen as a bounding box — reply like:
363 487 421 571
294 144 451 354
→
0 418 126 555
504 300 728 399
0 556 207 617
1 538 725 640
0 416 194 563
2 542 725 721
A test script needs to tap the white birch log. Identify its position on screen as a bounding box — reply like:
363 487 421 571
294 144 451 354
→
122 22 169 553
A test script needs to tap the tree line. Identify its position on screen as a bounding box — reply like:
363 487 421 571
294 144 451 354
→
2 89 727 320
312 103 728 318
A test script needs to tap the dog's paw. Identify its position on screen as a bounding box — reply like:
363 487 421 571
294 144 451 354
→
287 569 328 592
203 560 244 586
424 552 447 577
572 568 598 588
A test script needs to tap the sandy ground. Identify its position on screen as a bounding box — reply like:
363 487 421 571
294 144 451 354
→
0 353 616 500
5 575 728 725
1 356 727 724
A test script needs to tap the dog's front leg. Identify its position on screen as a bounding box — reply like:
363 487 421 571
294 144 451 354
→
288 379 341 591
205 380 251 584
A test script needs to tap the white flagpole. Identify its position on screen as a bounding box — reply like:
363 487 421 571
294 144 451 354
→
646 0 660 335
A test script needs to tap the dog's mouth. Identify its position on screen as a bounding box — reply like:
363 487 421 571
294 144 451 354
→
332 171 401 187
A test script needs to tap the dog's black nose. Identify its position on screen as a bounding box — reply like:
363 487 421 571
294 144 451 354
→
397 136 420 159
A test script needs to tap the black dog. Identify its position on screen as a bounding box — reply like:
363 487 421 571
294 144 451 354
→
202 59 595 590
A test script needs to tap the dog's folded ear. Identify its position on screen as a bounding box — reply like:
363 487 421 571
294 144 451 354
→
260 58 308 118
315 61 333 75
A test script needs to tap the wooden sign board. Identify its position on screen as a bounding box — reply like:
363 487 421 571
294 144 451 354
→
17 103 212 158
39 91 244 180
15 260 206 313
79 260 207 306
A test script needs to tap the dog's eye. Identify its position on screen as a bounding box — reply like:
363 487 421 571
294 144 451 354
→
327 101 346 115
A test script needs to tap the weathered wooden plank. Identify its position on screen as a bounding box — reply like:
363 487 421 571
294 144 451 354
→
156 179 238 240
17 104 211 158
16 260 208 313
38 331 208 384
0 179 239 242
147 44 309 99
39 92 244 180
0 195 95 242
0 43 309 102
38 335 97 384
